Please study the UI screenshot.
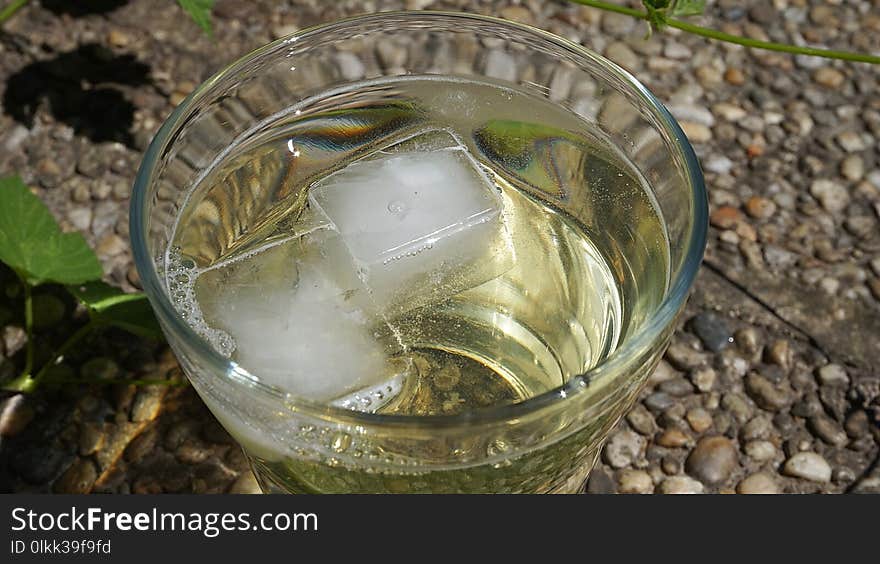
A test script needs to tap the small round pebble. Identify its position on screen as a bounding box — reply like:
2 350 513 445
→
617 469 653 494
658 475 704 494
603 430 646 469
686 407 713 433
736 473 779 494
783 452 832 483
744 440 778 462
686 436 738 484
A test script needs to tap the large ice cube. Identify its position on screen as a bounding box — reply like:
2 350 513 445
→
308 129 513 313
195 239 400 403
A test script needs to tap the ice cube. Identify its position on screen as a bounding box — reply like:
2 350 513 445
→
196 239 400 403
308 129 513 313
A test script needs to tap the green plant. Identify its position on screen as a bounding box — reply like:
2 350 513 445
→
0 175 166 393
0 0 215 34
570 0 880 64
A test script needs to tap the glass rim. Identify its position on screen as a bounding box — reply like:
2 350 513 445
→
130 10 708 430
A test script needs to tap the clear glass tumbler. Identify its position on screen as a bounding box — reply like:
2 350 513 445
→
131 12 707 493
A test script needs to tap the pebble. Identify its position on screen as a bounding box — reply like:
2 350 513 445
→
644 391 675 412
745 196 776 220
656 428 691 448
686 436 738 484
690 312 733 352
744 440 777 462
603 430 646 469
689 366 716 392
658 475 704 494
665 343 705 370
783 452 832 483
721 393 753 425
53 459 97 494
810 179 850 213
78 422 105 456
712 103 747 122
809 415 848 447
13 446 67 484
844 410 869 438
586 468 615 494
737 472 779 494
617 469 653 494
766 339 792 372
659 378 694 397
836 131 867 153
686 407 713 433
680 121 712 143
604 42 638 71
484 49 517 82
710 206 744 230
813 67 845 88
724 67 745 86
816 364 849 387
334 52 365 81
741 415 773 441
648 359 678 385
0 395 34 437
745 372 793 411
668 104 714 127
68 206 93 232
841 155 864 181
704 155 733 175
130 388 163 422
626 404 656 435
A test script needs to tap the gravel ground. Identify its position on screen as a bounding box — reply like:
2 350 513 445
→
0 0 878 494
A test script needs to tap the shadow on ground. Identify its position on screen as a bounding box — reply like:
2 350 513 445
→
2 43 151 147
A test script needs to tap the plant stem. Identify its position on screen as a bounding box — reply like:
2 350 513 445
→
567 0 880 65
2 319 97 392
21 277 33 378
0 0 29 26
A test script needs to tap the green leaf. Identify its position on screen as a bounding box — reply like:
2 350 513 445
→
177 0 214 35
0 176 103 286
671 0 706 17
68 280 163 340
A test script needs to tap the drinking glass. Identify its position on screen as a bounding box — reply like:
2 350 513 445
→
131 11 707 493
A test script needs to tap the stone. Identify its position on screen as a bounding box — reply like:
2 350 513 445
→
686 407 713 433
836 131 867 153
744 440 777 462
745 196 776 220
13 446 67 484
648 359 678 385
617 469 653 494
721 393 753 425
686 436 738 485
124 426 159 463
130 388 163 422
626 404 656 435
713 103 747 122
680 121 712 143
737 472 779 494
783 452 832 483
704 155 733 175
710 206 744 229
766 339 792 371
810 179 849 213
689 312 733 352
659 378 694 397
644 392 675 413
604 42 638 71
812 67 845 88
809 415 848 447
724 67 745 85
0 395 34 437
658 475 704 494
745 372 793 411
690 366 716 392
586 468 615 494
741 415 773 441
53 459 97 494
665 343 706 370
844 410 869 438
816 364 849 387
78 422 105 456
841 155 864 181
603 430 646 469
656 428 692 448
